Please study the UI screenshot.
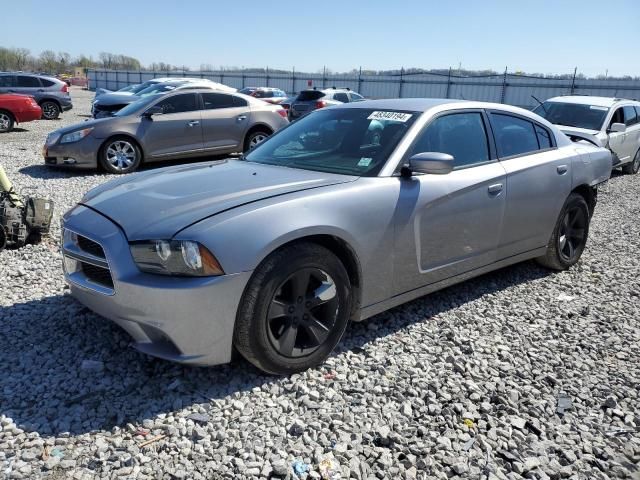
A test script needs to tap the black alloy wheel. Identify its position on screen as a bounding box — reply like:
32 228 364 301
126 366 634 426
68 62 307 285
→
266 268 339 358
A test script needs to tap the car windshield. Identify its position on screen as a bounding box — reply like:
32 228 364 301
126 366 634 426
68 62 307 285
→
244 108 419 176
533 101 609 131
136 84 179 97
114 96 156 117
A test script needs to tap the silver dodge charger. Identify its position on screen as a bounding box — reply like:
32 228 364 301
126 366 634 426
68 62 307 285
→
62 99 611 374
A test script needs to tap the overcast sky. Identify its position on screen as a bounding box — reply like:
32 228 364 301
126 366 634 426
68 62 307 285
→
2 0 639 77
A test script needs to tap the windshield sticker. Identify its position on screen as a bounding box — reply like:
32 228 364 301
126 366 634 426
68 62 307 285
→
589 106 608 111
358 157 373 167
367 111 413 122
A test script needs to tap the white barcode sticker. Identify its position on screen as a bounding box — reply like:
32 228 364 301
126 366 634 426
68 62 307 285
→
367 111 412 122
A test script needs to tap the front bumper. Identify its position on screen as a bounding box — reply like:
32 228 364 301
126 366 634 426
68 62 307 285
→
43 136 102 169
62 205 252 365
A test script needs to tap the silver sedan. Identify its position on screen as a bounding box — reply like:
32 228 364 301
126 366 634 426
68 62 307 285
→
61 99 611 374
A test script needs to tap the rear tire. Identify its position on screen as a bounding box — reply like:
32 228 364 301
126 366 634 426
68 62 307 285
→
0 110 15 133
99 136 142 174
243 128 272 152
536 193 590 271
40 101 60 120
234 243 352 375
621 149 640 175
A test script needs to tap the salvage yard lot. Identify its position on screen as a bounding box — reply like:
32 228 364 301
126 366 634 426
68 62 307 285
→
0 88 639 479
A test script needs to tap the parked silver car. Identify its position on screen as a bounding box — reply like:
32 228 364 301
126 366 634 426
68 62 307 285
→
45 89 288 174
289 87 364 120
61 99 611 374
533 96 640 174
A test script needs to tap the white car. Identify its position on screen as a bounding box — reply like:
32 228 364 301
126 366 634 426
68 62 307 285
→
533 96 640 174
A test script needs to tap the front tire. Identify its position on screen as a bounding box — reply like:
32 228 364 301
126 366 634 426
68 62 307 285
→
234 243 352 375
621 149 640 175
99 137 142 174
0 110 14 133
536 193 590 271
40 101 60 120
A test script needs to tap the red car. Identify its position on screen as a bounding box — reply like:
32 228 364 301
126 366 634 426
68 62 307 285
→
0 94 42 133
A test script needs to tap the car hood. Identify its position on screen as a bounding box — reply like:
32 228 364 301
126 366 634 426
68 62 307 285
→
80 160 357 240
53 117 113 136
94 93 139 106
557 125 605 147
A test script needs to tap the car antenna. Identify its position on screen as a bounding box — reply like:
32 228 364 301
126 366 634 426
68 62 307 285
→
531 95 547 113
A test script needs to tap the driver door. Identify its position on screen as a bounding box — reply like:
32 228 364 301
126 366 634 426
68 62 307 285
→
607 106 632 164
393 110 507 294
141 93 204 159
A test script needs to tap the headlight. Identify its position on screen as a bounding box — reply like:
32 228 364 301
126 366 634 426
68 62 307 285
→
60 127 94 144
129 240 224 277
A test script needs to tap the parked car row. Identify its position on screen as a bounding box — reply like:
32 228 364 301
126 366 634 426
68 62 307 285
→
0 72 73 120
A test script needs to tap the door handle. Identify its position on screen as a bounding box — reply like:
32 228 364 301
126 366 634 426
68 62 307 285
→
187 120 200 127
237 115 247 122
488 183 503 195
557 165 568 175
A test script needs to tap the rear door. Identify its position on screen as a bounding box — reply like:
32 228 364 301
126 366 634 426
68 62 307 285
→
13 75 42 96
393 110 507 294
489 112 571 258
199 93 250 152
141 93 204 159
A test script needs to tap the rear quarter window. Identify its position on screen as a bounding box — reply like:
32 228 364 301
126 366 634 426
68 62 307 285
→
41 79 56 87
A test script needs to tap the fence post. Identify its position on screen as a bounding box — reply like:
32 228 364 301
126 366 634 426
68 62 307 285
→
500 66 508 103
266 67 269 87
570 67 577 94
398 67 404 98
292 67 295 94
322 66 326 88
220 67 224 85
445 67 452 98
357 66 362 94
241 68 245 89
139 71 142 83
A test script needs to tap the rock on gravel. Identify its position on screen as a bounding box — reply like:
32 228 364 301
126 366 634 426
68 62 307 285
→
1 88 639 478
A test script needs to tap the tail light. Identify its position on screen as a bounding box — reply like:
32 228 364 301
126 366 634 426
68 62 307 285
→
315 100 327 109
281 104 290 110
276 108 288 119
61 84 69 93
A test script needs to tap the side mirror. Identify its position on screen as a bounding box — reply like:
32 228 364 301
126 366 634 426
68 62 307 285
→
609 122 626 133
143 106 163 118
404 152 454 176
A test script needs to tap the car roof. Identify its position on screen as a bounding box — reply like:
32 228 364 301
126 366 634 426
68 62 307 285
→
337 98 466 111
545 95 638 107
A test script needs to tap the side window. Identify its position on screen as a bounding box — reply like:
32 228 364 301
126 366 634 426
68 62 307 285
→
491 113 540 158
535 124 553 149
155 94 198 114
636 106 640 121
16 76 41 88
350 93 364 101
40 79 55 87
201 93 235 109
410 112 490 168
333 92 349 103
232 95 248 107
609 107 624 128
0 75 15 87
623 106 638 126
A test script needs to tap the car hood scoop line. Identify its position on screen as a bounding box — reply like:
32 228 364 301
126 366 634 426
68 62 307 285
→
80 160 356 240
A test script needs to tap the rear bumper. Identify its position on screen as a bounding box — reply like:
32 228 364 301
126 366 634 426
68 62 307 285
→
62 205 252 366
15 107 42 123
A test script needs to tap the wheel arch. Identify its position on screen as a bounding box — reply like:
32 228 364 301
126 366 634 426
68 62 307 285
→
245 123 274 139
571 184 597 217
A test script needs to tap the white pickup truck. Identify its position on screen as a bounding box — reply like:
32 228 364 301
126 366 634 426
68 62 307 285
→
533 96 640 175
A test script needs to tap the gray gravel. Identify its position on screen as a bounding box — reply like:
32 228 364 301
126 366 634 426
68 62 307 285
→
1 88 639 479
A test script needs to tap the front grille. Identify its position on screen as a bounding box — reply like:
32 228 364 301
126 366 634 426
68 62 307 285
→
81 263 114 289
62 229 115 295
77 235 105 258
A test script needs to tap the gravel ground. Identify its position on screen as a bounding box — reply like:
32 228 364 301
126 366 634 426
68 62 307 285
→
1 88 639 479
